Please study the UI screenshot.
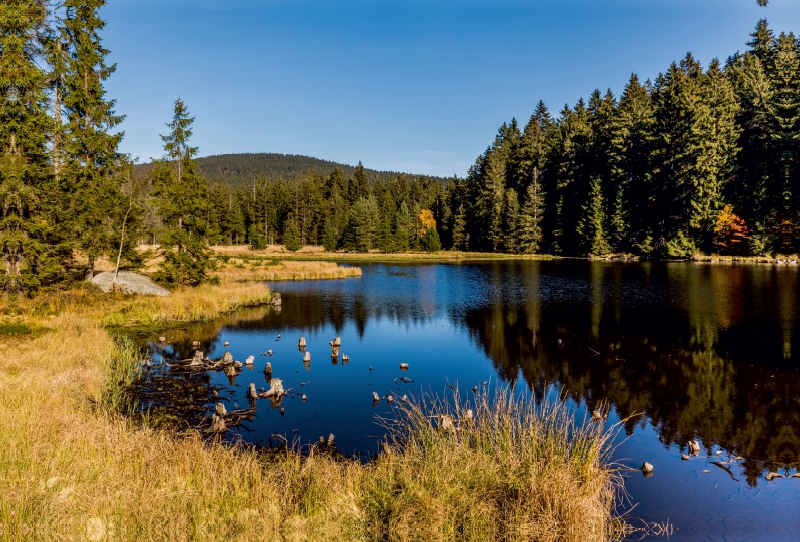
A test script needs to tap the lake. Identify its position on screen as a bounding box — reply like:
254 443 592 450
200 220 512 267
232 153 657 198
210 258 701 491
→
137 260 800 541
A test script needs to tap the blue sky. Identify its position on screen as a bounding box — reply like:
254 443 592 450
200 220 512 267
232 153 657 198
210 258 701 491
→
104 0 800 177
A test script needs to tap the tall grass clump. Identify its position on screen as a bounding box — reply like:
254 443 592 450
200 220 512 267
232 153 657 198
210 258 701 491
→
365 389 627 542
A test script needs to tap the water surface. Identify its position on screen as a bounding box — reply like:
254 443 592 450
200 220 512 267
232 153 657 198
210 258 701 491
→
138 260 800 541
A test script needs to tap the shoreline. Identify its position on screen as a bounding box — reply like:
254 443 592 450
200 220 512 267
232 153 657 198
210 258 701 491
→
207 245 800 267
2 262 627 541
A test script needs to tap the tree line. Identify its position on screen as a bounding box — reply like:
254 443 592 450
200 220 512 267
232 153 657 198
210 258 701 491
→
169 20 800 261
1 0 791 294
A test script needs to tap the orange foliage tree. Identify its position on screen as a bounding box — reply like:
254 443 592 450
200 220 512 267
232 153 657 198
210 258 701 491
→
713 205 749 254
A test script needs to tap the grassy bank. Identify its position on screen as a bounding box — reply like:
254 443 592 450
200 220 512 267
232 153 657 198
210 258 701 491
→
1 266 627 541
210 244 556 263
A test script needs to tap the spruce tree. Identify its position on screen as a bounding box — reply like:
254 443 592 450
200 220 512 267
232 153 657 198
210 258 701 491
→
322 219 337 251
503 188 520 253
394 201 412 251
151 98 213 286
59 0 126 278
517 173 545 254
576 177 611 256
0 0 62 294
346 161 369 204
450 204 467 251
283 220 301 251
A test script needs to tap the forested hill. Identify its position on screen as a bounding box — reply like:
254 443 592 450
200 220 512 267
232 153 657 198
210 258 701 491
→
133 153 445 187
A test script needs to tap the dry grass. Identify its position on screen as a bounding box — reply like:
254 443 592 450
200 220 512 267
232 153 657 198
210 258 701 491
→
0 264 626 541
209 244 555 262
214 258 362 282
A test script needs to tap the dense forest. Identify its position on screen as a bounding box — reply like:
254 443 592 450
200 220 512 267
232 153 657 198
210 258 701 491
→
185 19 800 259
133 153 443 190
0 0 793 294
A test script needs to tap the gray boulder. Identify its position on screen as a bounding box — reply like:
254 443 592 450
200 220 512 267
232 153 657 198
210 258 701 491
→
90 271 171 296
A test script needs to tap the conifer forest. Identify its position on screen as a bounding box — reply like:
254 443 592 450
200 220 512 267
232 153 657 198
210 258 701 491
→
2 0 800 294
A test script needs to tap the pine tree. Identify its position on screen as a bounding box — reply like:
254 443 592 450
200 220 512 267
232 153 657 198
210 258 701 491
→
59 0 126 278
0 0 62 294
576 177 611 256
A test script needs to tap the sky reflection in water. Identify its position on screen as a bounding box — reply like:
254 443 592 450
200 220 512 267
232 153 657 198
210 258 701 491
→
141 260 800 540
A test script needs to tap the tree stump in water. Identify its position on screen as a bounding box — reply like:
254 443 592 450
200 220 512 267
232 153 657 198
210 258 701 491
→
438 414 455 432
215 402 228 416
303 352 311 362
259 378 285 398
222 352 234 365
191 350 204 366
298 337 306 348
245 355 254 365
247 383 258 400
209 414 227 433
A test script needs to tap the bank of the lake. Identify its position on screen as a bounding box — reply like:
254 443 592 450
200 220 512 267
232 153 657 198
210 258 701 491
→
1 261 627 542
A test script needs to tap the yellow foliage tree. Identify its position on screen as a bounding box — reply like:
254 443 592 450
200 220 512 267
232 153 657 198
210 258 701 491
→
418 209 436 238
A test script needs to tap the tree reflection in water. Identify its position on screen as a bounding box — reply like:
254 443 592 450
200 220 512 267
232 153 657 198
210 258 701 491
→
138 261 800 485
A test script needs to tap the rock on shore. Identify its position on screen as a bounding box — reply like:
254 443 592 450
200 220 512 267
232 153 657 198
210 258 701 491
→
89 271 171 296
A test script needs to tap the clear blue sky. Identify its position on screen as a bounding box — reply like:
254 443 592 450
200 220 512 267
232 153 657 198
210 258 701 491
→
103 0 799 177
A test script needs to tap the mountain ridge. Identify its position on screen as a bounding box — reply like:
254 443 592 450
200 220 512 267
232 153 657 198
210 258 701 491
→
133 152 447 188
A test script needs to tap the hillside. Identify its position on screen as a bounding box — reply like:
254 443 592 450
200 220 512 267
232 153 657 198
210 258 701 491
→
133 153 446 188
